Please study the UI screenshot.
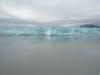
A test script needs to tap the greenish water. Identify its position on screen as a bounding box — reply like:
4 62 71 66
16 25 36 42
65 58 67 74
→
0 36 100 75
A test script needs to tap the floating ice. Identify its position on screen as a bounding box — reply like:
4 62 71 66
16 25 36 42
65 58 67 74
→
0 26 100 36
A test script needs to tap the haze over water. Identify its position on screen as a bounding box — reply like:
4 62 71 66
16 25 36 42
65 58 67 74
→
0 35 100 75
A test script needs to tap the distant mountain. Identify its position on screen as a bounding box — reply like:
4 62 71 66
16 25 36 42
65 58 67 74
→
80 24 100 28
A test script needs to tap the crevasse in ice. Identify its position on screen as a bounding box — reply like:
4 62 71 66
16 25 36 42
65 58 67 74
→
0 26 100 36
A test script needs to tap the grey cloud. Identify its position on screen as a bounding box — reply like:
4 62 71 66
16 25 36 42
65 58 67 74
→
0 0 100 26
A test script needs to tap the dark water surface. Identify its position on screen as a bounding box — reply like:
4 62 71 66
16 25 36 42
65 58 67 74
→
0 35 100 75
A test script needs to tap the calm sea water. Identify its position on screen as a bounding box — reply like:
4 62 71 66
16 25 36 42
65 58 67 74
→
0 35 100 75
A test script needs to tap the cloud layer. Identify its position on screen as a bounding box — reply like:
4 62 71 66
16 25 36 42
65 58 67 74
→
0 0 100 26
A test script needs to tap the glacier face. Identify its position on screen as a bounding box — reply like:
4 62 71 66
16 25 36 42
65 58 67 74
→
0 26 100 36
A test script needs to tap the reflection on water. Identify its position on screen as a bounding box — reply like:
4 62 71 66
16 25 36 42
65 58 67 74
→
1 34 100 41
0 35 100 75
44 34 100 41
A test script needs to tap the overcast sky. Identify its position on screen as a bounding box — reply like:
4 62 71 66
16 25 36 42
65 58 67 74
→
0 0 100 26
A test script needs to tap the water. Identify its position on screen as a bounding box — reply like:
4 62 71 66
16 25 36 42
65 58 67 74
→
0 35 100 75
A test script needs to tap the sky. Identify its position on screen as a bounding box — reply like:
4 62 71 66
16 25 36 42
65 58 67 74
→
0 0 100 26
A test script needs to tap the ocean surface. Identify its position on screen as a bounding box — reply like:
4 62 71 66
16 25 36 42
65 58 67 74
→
0 26 100 75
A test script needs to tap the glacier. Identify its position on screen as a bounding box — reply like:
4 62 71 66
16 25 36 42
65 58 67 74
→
0 26 100 36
